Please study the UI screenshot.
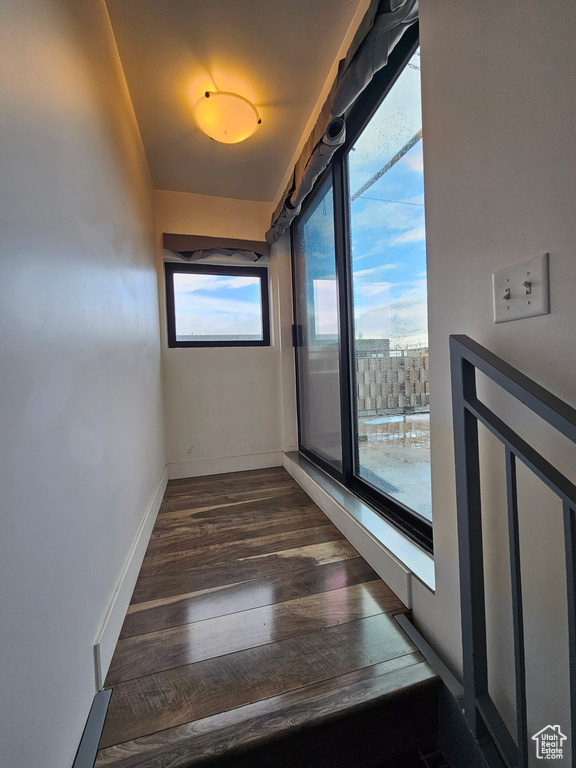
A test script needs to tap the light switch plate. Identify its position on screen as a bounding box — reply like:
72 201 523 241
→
493 253 550 323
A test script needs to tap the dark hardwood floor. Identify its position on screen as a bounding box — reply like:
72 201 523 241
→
96 467 438 768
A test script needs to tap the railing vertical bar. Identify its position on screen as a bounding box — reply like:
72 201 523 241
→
451 350 488 736
563 503 576 751
505 449 527 767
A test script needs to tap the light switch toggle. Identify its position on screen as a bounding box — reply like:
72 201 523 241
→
502 287 511 300
523 280 532 295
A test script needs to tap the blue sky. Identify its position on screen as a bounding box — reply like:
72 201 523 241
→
303 49 428 349
173 273 262 337
349 140 427 347
348 49 428 348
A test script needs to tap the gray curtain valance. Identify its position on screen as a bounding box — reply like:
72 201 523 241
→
163 233 270 262
266 0 418 245
331 0 419 117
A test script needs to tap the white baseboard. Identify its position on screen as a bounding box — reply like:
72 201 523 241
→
167 451 283 480
282 453 413 607
93 465 168 690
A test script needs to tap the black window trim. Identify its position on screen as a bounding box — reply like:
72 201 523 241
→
291 22 433 553
164 262 271 348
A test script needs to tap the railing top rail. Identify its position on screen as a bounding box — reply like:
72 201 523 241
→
450 334 576 445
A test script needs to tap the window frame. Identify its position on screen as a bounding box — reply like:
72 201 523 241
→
164 262 270 348
291 22 433 552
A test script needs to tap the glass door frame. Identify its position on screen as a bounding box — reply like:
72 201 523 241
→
291 171 344 476
291 21 433 552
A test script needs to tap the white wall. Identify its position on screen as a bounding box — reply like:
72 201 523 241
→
0 1 165 767
416 1 576 760
156 190 295 477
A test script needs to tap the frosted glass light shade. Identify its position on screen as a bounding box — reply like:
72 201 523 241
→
194 91 261 144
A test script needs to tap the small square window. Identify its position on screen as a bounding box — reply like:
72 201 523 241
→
164 263 270 347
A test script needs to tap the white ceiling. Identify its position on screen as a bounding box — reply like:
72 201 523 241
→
105 0 365 203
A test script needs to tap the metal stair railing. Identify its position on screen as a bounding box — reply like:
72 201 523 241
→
450 334 576 768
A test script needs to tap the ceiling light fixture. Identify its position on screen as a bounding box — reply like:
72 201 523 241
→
194 91 261 144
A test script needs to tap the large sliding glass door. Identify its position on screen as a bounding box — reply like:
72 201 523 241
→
292 175 343 473
347 48 431 521
292 28 432 548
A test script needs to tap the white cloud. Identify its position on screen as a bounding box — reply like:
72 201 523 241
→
403 153 424 172
352 200 412 232
351 197 425 240
388 292 428 318
357 281 393 297
174 292 263 335
392 278 428 298
353 264 400 278
353 282 428 347
391 227 426 245
351 242 389 263
174 273 259 293
224 276 260 289
177 293 261 317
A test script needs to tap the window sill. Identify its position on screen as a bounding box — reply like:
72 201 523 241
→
283 451 435 603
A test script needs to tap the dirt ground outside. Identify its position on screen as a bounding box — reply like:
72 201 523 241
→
357 412 432 521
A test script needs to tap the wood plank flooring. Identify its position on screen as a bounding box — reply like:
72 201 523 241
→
96 467 437 768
